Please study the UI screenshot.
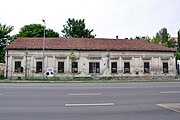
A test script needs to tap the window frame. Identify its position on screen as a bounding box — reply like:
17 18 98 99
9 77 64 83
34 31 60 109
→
111 62 117 73
36 61 42 73
89 62 100 73
163 62 168 73
58 62 64 73
14 61 23 73
72 62 78 73
144 62 150 73
124 62 130 73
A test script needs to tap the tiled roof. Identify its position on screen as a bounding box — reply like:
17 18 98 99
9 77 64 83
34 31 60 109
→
7 38 176 52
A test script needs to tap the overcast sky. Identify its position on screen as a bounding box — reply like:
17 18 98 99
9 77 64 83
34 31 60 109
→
1 0 180 38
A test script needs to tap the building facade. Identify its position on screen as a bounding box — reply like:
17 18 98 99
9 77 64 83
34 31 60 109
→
5 38 176 79
0 63 4 76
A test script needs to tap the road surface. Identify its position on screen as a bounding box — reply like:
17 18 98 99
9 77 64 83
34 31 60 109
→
0 82 180 120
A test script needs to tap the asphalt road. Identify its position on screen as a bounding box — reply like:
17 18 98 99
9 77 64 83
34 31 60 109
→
0 82 180 120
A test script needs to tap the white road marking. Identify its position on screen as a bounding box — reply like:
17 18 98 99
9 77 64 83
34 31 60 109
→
68 93 102 96
160 91 180 93
65 103 114 107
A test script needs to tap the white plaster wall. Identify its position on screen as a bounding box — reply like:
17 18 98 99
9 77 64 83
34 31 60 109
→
5 49 176 78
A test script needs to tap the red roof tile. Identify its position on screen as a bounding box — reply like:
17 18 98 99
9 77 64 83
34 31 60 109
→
7 38 176 52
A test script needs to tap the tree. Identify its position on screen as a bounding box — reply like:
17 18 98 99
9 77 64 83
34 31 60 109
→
17 24 59 37
156 27 169 45
152 37 160 44
130 36 151 42
0 23 14 62
61 18 96 38
178 29 180 50
153 27 176 48
166 38 176 48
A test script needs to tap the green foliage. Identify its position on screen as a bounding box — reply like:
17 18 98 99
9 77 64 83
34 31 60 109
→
178 30 180 49
165 38 176 48
69 50 77 62
145 36 151 42
176 52 180 60
153 37 160 44
62 18 96 38
45 29 59 37
153 27 176 48
130 36 151 42
0 75 4 79
17 24 59 37
156 27 169 44
0 23 14 62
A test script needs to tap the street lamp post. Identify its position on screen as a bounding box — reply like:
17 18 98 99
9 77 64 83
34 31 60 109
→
42 20 46 79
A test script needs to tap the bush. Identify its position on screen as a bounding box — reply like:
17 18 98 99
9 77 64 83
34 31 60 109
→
0 75 4 79
176 52 180 60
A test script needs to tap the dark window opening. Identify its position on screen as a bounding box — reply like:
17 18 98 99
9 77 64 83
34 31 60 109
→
36 62 42 73
124 62 130 73
163 62 168 73
111 62 117 73
15 61 23 73
89 62 100 73
58 62 64 73
72 62 78 73
144 62 150 73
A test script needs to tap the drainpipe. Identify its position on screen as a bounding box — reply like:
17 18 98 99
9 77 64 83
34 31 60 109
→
6 48 8 79
107 51 110 69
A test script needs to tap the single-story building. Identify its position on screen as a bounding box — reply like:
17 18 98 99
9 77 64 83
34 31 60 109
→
5 37 176 79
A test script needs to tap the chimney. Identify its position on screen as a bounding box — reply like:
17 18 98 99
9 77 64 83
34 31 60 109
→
116 35 118 39
142 36 145 40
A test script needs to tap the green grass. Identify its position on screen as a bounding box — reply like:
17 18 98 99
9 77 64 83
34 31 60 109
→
0 77 179 83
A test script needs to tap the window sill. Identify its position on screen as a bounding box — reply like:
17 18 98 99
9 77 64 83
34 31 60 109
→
143 72 151 74
111 73 118 74
123 73 131 74
35 73 42 74
162 73 169 74
14 72 23 74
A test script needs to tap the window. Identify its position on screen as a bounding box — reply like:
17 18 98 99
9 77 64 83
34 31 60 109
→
89 62 100 73
144 62 150 73
163 62 168 73
124 62 130 73
36 62 42 73
15 61 23 73
58 62 64 73
72 62 78 73
111 62 117 73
